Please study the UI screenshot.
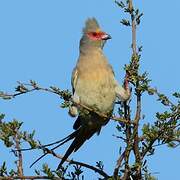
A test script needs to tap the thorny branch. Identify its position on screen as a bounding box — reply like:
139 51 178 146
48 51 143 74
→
36 147 110 179
0 1 179 179
0 176 62 180
123 0 142 178
24 142 110 179
113 150 126 178
113 1 180 179
0 81 133 125
0 118 110 179
141 123 180 158
14 133 24 178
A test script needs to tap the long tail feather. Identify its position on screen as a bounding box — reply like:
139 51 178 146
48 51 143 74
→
56 127 96 170
30 129 80 168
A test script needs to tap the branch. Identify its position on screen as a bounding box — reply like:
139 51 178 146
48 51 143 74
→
0 81 134 125
129 0 137 55
122 0 143 179
113 150 125 178
13 143 110 179
122 103 132 180
141 123 180 158
14 134 24 178
13 126 23 176
35 147 110 179
152 138 180 148
129 0 142 178
0 176 62 180
113 0 142 178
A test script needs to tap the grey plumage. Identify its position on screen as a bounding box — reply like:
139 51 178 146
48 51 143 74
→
83 18 100 33
57 18 130 169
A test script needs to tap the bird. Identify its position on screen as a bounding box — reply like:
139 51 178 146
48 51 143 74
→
57 18 131 169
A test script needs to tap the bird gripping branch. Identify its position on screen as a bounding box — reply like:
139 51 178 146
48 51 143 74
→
57 18 131 169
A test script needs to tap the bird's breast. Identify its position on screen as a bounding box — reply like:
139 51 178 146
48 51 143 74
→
76 60 116 114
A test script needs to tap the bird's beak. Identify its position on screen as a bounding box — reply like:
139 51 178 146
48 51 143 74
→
101 33 112 40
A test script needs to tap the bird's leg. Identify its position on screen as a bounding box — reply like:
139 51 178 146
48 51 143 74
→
72 93 80 104
69 93 80 117
124 71 130 91
115 72 131 102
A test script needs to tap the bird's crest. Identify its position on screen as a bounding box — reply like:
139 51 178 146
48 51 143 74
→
83 18 100 33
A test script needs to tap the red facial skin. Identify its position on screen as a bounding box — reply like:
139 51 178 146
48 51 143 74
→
87 31 107 41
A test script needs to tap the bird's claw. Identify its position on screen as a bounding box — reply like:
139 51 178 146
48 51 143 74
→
69 93 80 117
72 93 80 104
69 106 78 117
124 71 130 90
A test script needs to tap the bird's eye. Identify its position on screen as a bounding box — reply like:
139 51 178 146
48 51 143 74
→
92 32 97 36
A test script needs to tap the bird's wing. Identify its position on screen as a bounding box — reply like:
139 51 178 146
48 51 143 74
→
114 79 131 101
71 67 78 94
107 64 131 101
108 64 115 76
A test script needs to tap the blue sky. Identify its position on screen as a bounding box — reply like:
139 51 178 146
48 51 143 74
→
0 1 179 179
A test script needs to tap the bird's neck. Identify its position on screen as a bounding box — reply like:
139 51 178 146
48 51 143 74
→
78 47 108 69
80 45 102 55
79 35 103 54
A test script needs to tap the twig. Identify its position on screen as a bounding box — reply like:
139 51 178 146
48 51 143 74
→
14 131 24 179
0 81 134 125
0 176 62 180
76 101 133 124
122 131 132 180
113 150 126 178
113 74 132 179
152 140 180 148
128 0 142 178
33 147 110 179
112 134 127 142
141 123 180 158
132 92 142 178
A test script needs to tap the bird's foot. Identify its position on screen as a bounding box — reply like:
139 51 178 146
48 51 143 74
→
124 71 130 90
69 106 78 117
72 93 80 104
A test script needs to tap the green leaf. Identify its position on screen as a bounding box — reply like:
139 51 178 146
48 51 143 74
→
115 0 125 8
120 19 131 26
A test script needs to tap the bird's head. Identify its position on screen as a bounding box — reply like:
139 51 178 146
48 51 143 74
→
80 18 111 51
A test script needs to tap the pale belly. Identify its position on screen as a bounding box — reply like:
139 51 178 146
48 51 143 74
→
75 69 116 114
